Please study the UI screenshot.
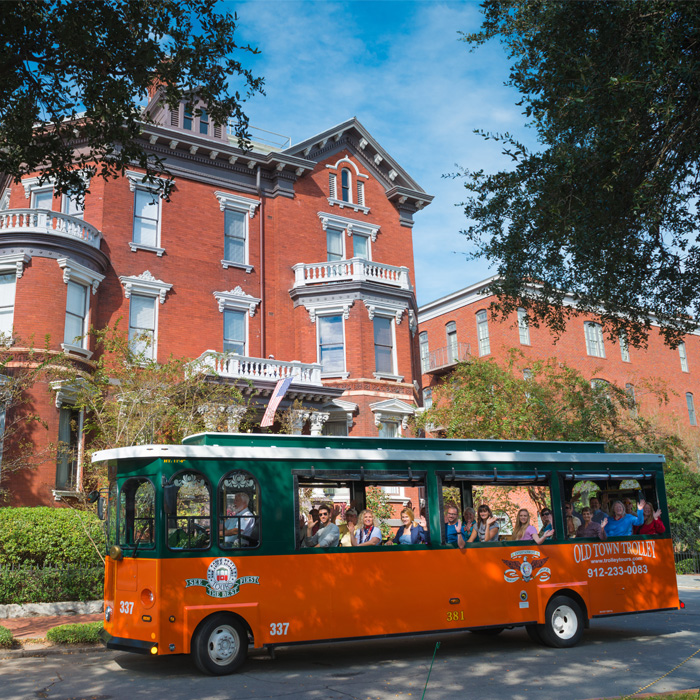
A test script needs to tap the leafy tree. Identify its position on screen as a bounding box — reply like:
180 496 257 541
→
461 1 700 348
58 326 248 487
365 486 394 541
0 0 264 201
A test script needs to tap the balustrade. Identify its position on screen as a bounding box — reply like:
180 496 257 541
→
0 209 102 249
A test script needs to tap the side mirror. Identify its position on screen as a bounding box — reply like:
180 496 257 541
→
87 490 100 503
97 497 105 521
164 484 178 515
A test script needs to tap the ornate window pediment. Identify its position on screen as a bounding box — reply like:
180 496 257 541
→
213 286 261 317
120 270 172 304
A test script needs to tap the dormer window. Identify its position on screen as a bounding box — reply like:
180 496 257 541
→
199 109 209 135
326 158 369 214
183 105 193 130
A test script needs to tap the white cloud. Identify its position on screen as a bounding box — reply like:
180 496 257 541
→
227 0 533 305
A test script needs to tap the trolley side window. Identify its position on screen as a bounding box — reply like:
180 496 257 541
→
295 468 428 548
106 481 118 549
166 471 211 550
439 471 551 545
118 477 155 548
563 473 663 538
218 470 260 549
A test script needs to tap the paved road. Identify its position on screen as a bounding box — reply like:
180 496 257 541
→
3 589 700 700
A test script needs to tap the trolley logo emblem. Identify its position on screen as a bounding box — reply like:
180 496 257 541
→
502 550 551 583
185 558 260 599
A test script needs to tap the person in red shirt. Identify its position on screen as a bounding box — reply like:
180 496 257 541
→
634 501 666 535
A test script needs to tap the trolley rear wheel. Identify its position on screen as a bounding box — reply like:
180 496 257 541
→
539 595 585 648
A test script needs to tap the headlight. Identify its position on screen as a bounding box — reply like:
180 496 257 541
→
109 545 123 561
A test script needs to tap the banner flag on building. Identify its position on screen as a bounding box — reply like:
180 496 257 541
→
260 377 293 427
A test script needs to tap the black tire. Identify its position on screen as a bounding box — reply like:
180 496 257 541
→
526 624 543 644
539 595 585 648
192 614 248 675
470 626 504 636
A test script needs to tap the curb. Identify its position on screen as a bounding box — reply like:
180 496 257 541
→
0 600 103 620
0 642 109 659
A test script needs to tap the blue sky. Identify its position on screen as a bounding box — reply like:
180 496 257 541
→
228 0 531 307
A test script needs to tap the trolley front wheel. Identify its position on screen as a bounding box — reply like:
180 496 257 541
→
192 614 248 675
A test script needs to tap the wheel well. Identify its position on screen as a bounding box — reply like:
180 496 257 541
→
547 588 590 628
191 611 255 648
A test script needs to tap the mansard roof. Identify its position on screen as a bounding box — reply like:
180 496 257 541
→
285 117 433 211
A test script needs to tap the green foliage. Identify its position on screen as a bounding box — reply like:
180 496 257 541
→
46 621 103 645
0 0 264 202
442 486 460 513
56 325 248 487
415 352 669 448
675 558 699 576
0 625 13 648
0 565 103 605
0 507 104 567
365 486 393 541
460 1 700 348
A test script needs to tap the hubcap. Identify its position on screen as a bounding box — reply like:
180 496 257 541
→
551 604 577 639
207 625 239 665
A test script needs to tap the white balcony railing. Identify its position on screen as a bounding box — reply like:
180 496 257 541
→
0 209 102 250
292 258 411 290
197 351 323 386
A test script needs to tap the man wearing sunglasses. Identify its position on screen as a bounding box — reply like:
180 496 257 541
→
303 504 340 548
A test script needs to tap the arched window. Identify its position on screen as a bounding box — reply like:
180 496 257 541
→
476 310 490 356
419 331 430 373
166 471 211 550
341 168 351 202
687 392 697 426
446 321 458 362
219 470 261 549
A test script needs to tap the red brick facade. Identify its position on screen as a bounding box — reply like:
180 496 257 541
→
0 105 432 506
418 277 700 441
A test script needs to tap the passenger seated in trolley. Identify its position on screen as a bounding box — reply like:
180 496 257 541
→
303 503 340 548
576 506 607 540
634 502 666 535
443 503 470 549
224 492 255 546
348 509 382 546
606 498 645 537
390 507 428 545
538 508 554 539
511 508 553 544
475 504 500 542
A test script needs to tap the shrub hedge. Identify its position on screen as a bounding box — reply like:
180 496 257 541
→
0 565 104 605
0 507 105 567
0 625 13 648
46 621 103 645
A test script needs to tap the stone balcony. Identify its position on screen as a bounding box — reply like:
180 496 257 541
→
0 209 103 250
292 257 411 290
197 351 323 385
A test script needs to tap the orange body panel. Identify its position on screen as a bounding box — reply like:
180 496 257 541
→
103 538 679 656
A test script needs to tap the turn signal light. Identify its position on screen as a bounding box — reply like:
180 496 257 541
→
680 600 686 609
150 645 158 655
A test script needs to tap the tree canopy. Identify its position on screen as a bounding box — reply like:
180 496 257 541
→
461 1 700 348
0 0 264 200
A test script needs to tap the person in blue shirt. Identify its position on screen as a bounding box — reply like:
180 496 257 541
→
605 499 645 537
392 507 428 544
444 504 470 549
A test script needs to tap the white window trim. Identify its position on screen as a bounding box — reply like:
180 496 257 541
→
326 225 346 261
370 311 401 382
24 172 92 210
326 158 370 214
316 310 348 379
49 379 86 499
120 270 172 304
679 342 689 373
119 271 172 360
126 170 168 256
0 189 10 211
620 331 630 363
517 307 531 345
351 231 372 260
61 275 93 358
419 331 430 373
584 321 606 359
476 310 490 357
301 298 354 324
57 257 105 294
0 253 31 279
213 287 260 355
370 398 415 434
318 211 380 243
215 191 260 273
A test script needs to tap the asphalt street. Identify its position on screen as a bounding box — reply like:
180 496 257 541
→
3 588 700 700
